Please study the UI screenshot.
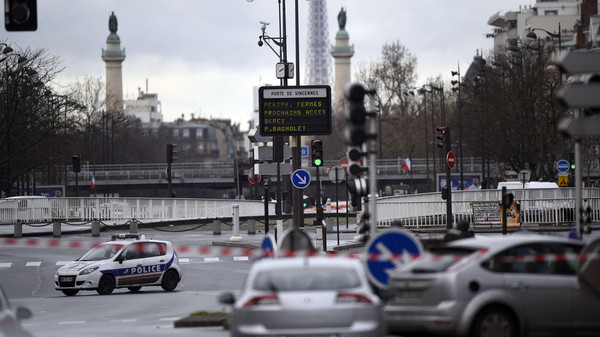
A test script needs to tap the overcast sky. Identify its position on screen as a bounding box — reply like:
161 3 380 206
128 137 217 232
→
4 0 529 129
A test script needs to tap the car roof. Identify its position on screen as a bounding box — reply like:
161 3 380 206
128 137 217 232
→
252 256 363 271
445 232 583 251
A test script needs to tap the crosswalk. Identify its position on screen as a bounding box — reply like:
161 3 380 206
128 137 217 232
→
0 256 250 268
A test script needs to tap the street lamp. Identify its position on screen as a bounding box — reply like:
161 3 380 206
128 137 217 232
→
526 31 546 180
420 85 436 190
403 88 430 187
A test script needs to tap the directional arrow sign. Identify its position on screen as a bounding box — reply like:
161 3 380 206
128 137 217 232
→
290 169 311 189
554 51 600 74
557 83 600 108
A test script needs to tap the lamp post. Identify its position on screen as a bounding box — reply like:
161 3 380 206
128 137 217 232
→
529 24 564 159
404 88 430 188
526 32 545 180
420 85 436 190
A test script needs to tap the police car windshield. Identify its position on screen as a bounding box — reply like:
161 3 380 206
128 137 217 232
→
79 244 124 261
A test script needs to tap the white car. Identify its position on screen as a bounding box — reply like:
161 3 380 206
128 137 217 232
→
219 256 386 337
55 234 182 296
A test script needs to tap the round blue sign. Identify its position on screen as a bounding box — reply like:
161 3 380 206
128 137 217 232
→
290 169 311 189
557 159 570 173
364 229 424 288
260 234 277 259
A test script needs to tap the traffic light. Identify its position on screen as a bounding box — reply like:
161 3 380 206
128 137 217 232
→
441 186 448 200
71 155 81 173
311 139 323 167
436 126 451 152
167 144 179 164
583 73 600 116
5 0 37 31
344 83 368 177
569 152 575 170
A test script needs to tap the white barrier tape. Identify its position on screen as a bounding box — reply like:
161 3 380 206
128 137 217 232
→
3 237 600 263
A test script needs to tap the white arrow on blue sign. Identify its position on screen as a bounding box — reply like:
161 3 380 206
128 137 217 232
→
260 234 277 259
557 159 570 173
364 229 424 288
290 169 311 189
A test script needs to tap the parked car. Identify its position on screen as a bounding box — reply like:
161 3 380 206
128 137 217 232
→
385 233 600 337
219 256 386 337
55 233 181 295
0 283 33 337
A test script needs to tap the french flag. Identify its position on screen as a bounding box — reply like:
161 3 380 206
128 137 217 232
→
402 157 411 173
91 170 96 189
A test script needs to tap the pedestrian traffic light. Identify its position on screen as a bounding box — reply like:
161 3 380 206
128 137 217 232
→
71 155 81 173
436 126 451 152
311 139 323 167
167 144 179 164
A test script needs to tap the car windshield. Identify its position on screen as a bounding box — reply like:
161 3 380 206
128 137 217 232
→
253 267 361 291
402 247 477 273
79 244 124 261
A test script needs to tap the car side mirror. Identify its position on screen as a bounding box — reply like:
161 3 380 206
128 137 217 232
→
218 292 236 305
117 255 125 264
376 288 394 302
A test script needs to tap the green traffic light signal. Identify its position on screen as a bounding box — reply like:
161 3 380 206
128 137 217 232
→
570 163 576 170
314 158 323 167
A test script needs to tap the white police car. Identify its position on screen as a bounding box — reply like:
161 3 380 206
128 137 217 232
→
55 234 182 296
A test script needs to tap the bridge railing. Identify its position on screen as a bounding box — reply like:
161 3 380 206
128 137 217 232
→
376 188 600 227
0 197 273 223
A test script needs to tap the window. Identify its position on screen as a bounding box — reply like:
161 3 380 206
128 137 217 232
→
253 268 361 291
122 243 144 260
482 242 583 275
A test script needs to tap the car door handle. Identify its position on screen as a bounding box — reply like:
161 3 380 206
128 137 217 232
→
511 281 528 290
160 259 165 262
136 264 142 267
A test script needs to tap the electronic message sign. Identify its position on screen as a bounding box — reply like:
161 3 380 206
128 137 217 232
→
259 85 332 136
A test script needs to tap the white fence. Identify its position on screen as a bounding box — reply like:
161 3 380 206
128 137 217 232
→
1 188 599 227
0 197 273 224
377 188 600 227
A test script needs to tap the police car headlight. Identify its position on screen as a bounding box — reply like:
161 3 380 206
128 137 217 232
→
79 266 100 275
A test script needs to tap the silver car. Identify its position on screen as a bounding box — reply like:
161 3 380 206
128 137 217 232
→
385 233 600 337
219 256 386 337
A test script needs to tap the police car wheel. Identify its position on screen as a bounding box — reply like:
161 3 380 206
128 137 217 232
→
97 275 116 295
128 286 142 293
62 289 79 296
161 270 179 292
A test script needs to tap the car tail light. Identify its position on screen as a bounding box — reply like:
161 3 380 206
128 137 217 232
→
242 294 279 307
336 292 373 304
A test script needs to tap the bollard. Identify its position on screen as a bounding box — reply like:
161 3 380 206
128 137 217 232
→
129 219 138 233
315 224 323 251
91 221 101 237
325 218 333 233
276 219 283 242
53 221 61 237
213 219 222 235
230 204 242 242
13 222 22 238
247 219 256 235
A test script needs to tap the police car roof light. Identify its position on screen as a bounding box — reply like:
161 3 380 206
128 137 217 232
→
111 233 141 240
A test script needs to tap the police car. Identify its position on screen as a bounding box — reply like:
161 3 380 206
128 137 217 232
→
55 234 182 296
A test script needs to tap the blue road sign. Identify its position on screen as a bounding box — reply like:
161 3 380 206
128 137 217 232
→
301 146 308 157
365 229 424 288
291 169 311 189
260 234 277 259
557 159 570 173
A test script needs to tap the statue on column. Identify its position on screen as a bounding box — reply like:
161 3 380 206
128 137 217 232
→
337 7 346 30
109 11 118 33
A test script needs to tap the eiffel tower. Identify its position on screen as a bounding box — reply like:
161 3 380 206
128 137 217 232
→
305 0 332 86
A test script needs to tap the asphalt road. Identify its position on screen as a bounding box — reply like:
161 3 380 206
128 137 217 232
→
0 229 362 337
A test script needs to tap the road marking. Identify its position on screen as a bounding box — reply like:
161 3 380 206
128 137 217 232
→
0 263 12 268
204 257 219 263
26 261 42 267
233 256 249 261
56 261 69 265
110 319 137 323
58 321 86 325
159 317 180 321
178 258 190 263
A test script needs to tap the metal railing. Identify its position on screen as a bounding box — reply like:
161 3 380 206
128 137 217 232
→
1 188 598 228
